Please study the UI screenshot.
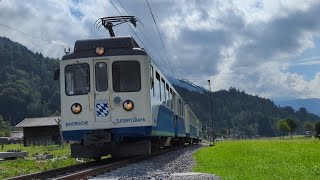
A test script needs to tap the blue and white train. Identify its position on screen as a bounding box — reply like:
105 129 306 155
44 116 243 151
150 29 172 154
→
56 36 202 159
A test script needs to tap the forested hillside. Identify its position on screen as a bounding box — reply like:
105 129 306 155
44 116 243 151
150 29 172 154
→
175 86 320 137
0 37 60 125
1 37 319 138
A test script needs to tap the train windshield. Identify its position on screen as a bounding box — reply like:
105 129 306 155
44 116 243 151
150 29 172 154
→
65 63 90 96
112 61 141 92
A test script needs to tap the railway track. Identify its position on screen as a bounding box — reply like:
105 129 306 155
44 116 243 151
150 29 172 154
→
5 146 184 180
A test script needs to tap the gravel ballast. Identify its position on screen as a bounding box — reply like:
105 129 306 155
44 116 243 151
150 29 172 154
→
91 144 221 180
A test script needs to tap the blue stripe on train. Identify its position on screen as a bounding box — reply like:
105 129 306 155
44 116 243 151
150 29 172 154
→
63 105 176 141
175 116 186 137
62 126 153 141
62 130 88 141
152 105 175 136
112 126 152 137
190 125 197 138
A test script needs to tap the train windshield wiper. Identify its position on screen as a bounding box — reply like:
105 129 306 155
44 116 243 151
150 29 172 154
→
76 61 88 77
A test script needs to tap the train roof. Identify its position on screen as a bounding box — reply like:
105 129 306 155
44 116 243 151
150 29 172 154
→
62 36 147 60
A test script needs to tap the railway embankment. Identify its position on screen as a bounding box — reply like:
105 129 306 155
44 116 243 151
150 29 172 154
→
91 144 220 180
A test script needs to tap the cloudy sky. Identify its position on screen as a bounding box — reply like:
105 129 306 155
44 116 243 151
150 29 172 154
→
1 0 320 100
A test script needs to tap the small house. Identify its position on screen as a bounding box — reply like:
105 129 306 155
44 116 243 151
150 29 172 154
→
15 116 61 146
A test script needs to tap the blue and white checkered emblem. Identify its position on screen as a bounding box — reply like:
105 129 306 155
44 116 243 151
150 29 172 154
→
96 102 109 117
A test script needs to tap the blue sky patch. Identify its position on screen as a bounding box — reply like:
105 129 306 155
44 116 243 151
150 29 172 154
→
69 7 84 20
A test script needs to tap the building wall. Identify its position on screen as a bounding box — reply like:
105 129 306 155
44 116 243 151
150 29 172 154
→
23 126 60 146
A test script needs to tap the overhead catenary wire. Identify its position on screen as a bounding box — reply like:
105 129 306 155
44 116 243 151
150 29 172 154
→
110 0 168 77
145 0 177 79
116 0 175 78
0 23 67 48
108 0 171 79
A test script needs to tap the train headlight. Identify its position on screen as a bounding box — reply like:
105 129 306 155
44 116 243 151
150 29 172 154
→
71 103 82 114
95 46 105 55
123 100 134 111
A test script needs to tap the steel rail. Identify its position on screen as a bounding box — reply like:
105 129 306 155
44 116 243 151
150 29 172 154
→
5 158 115 180
5 145 188 180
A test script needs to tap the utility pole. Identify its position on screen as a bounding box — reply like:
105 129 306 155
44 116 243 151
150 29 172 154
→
208 80 214 146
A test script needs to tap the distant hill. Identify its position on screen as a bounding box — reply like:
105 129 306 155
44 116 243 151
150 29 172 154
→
174 84 320 137
0 37 60 125
1 36 319 137
172 79 207 93
274 98 320 116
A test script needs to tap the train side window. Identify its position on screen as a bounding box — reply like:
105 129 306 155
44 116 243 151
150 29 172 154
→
150 65 154 92
112 61 141 92
182 102 185 117
178 99 182 116
172 90 176 112
166 84 170 107
181 101 184 117
95 62 108 91
161 78 166 104
169 88 173 109
65 63 90 96
156 72 161 101
182 101 185 117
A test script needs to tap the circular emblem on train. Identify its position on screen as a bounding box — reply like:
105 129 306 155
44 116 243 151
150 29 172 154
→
113 96 121 105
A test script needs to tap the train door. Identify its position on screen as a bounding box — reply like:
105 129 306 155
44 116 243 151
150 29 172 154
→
93 60 111 122
62 61 94 132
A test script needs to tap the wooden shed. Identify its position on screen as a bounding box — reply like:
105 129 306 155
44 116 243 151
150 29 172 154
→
15 116 61 146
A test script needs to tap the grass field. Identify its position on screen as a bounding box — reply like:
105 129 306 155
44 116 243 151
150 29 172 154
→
0 144 81 179
193 138 320 179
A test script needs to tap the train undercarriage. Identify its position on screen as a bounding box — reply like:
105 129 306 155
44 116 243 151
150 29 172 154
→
70 132 201 160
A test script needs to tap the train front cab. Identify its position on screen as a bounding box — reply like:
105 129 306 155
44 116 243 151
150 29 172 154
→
60 38 154 158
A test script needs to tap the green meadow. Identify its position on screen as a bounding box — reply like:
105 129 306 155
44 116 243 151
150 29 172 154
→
193 138 320 179
0 144 80 179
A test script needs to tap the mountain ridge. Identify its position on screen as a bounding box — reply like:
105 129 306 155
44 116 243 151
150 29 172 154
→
274 98 320 116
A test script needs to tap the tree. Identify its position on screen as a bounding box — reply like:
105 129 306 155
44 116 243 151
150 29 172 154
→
315 122 320 140
0 37 60 125
277 119 290 139
304 121 315 132
286 118 297 139
0 115 11 137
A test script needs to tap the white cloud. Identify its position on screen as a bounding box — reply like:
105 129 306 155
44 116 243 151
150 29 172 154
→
0 0 119 58
1 0 320 99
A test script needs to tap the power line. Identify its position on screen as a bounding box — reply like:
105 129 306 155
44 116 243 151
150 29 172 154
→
108 0 171 79
116 0 174 77
145 0 177 79
114 0 172 75
0 23 67 48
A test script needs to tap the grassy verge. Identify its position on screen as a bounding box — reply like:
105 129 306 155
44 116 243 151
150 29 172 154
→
193 138 320 179
0 144 82 179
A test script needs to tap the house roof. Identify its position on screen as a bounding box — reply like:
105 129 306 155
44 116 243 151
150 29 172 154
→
15 116 61 128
